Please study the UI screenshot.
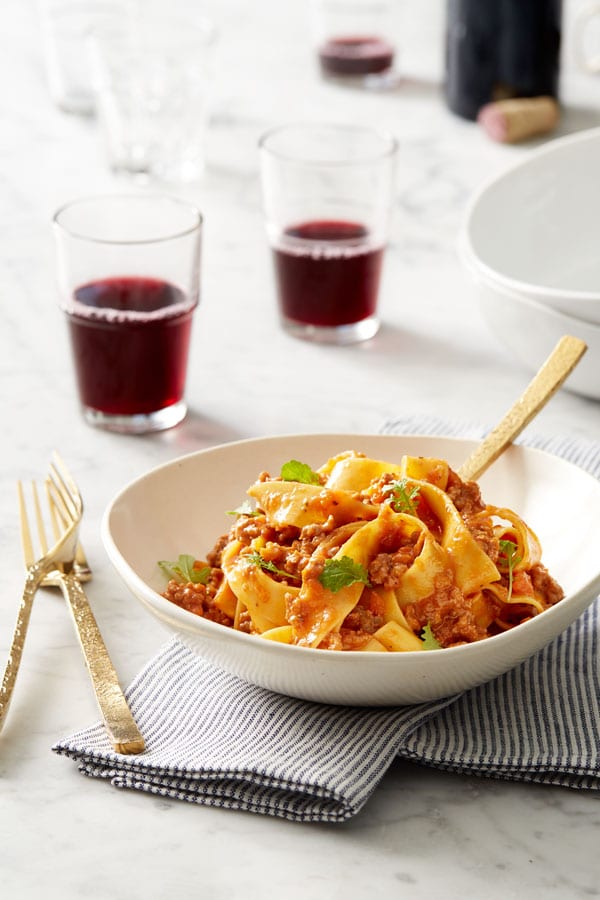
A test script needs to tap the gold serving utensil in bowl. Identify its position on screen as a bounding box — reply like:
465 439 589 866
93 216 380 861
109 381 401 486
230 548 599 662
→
458 335 587 481
1 454 145 754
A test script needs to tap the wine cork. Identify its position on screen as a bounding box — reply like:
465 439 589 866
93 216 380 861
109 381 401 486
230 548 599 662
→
477 96 560 144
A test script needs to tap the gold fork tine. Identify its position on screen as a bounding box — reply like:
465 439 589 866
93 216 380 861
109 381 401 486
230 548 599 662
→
52 450 79 496
33 482 49 557
47 470 77 527
74 540 91 576
46 479 61 543
46 478 91 581
50 452 82 518
49 455 91 579
17 481 35 569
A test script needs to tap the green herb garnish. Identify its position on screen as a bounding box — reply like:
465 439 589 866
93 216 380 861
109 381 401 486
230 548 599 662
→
226 499 260 517
498 539 521 602
158 554 211 585
385 479 421 514
318 556 371 593
421 623 443 650
280 459 321 485
246 551 300 582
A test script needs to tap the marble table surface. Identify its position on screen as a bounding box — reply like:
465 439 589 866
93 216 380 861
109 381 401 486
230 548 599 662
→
2 1 599 896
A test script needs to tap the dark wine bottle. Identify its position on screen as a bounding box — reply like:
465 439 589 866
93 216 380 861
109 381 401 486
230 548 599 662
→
444 0 562 121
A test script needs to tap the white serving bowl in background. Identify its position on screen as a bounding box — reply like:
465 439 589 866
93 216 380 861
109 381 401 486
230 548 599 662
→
461 126 600 325
101 433 600 706
467 269 600 401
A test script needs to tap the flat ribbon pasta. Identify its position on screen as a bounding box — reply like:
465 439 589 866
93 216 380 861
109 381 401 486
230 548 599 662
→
221 539 300 633
391 518 452 608
247 480 376 528
491 507 542 570
291 505 432 648
405 479 501 595
322 455 401 492
322 454 450 492
398 456 450 490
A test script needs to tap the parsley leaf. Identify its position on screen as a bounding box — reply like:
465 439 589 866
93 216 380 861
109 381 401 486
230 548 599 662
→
384 479 421 514
158 554 211 585
226 499 260 517
280 459 321 485
421 623 443 650
246 551 300 582
319 556 371 593
498 539 521 602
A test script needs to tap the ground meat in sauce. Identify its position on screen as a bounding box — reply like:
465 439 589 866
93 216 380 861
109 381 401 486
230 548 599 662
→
319 596 384 650
342 604 384 635
162 577 233 627
445 469 486 516
465 515 499 560
236 609 255 633
363 472 399 505
206 533 229 568
530 563 565 606
232 514 300 547
404 572 487 647
368 532 421 589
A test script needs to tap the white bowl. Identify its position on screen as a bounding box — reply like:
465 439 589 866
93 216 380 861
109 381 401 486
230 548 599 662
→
472 271 600 401
101 433 600 706
461 127 600 325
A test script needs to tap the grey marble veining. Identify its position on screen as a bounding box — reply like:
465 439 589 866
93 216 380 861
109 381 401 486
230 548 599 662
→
1 1 600 897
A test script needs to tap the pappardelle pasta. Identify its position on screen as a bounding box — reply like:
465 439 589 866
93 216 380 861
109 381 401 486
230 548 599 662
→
159 450 564 652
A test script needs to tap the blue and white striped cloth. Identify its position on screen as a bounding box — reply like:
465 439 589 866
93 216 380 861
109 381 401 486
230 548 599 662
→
53 418 600 821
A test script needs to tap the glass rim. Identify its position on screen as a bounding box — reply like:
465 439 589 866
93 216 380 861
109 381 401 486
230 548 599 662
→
52 193 203 246
258 122 398 166
88 11 218 46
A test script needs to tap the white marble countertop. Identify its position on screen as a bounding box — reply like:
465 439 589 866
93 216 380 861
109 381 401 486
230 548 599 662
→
2 1 600 897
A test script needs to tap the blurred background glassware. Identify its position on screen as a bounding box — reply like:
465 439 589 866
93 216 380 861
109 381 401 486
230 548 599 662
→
444 0 562 120
88 8 217 182
38 0 123 115
573 2 600 74
259 123 397 345
53 194 202 434
309 0 399 87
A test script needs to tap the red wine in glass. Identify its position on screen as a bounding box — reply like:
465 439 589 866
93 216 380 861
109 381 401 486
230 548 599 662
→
66 275 195 415
272 220 384 329
319 36 395 76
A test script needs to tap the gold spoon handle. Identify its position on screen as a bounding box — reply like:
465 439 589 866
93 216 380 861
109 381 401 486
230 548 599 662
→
458 335 587 483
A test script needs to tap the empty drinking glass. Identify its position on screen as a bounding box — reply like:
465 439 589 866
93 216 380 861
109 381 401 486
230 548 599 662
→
88 9 217 182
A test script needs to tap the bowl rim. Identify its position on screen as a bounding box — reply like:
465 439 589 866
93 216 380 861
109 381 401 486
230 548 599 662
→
461 251 600 335
460 125 600 304
100 432 600 667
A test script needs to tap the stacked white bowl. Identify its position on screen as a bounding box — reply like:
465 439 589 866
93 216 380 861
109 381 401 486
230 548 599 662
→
460 127 600 401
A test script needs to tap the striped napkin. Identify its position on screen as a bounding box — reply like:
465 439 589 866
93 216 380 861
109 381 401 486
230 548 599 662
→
53 418 600 821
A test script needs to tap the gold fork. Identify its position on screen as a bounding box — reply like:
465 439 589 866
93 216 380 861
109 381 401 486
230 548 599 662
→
1 455 145 754
0 463 80 736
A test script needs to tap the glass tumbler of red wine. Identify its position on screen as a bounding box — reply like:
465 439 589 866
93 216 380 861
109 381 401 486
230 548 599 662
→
309 0 399 87
53 194 202 433
259 123 397 344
